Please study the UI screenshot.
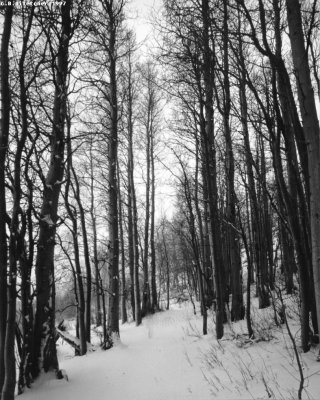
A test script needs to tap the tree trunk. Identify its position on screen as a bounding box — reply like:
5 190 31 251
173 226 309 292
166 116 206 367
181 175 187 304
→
64 125 87 356
286 0 320 342
118 164 128 324
3 7 34 399
126 51 141 325
255 134 270 308
238 206 254 338
32 1 72 376
89 141 102 326
0 6 13 396
107 9 119 337
195 135 214 308
279 217 295 294
178 156 207 334
222 0 243 321
162 230 170 311
150 122 157 312
127 172 135 320
142 99 151 317
133 192 142 326
71 166 92 343
201 0 226 339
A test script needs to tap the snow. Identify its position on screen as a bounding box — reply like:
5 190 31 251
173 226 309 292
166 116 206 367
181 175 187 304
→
20 302 320 400
40 214 55 227
56 329 95 352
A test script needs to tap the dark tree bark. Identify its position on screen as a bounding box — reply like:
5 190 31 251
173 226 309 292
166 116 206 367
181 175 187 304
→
141 75 152 317
127 106 142 325
64 121 87 356
150 125 158 312
125 47 141 325
71 165 92 343
127 158 136 320
236 2 316 335
221 0 244 321
279 217 295 294
142 127 151 315
104 0 121 337
32 1 72 376
4 5 36 396
18 107 39 390
286 0 320 343
201 0 226 339
126 57 136 319
194 132 214 309
161 227 170 311
255 133 271 308
118 164 128 324
176 153 207 334
89 141 102 326
0 4 13 399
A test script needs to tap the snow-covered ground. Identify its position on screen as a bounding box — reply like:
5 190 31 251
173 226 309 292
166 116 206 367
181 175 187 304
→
20 301 320 400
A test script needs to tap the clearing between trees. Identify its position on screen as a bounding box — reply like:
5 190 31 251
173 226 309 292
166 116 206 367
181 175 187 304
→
20 301 320 400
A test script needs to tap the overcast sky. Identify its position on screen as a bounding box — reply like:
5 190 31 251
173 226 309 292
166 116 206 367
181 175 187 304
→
127 0 162 45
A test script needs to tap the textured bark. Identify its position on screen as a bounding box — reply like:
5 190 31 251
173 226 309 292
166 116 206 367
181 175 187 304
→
182 158 207 334
201 0 226 339
127 101 142 324
127 61 136 319
255 136 270 308
150 129 158 312
236 21 256 336
133 193 142 326
97 264 110 349
259 136 274 290
195 137 214 307
18 215 34 392
64 129 87 356
271 95 311 350
71 166 92 343
237 1 314 328
0 5 13 399
127 168 135 320
221 0 243 321
141 86 152 317
32 1 72 376
161 228 170 311
126 49 141 325
4 7 36 398
286 0 320 340
267 0 314 349
18 111 37 389
279 217 295 294
118 163 128 324
89 142 101 327
239 208 254 338
106 0 120 336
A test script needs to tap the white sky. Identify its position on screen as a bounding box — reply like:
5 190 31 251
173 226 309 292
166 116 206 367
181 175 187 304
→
126 0 163 45
126 0 177 220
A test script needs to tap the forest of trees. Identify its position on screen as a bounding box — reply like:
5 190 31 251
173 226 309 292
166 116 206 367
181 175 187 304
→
1 0 320 398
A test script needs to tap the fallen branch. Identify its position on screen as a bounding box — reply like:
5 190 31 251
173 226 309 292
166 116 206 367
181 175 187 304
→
56 328 95 354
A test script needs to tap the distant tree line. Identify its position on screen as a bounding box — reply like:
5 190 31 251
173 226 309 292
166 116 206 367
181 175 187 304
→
157 0 320 351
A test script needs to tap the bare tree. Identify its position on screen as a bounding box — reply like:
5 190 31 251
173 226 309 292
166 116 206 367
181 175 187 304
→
139 62 161 316
0 4 13 398
33 1 74 376
286 0 320 347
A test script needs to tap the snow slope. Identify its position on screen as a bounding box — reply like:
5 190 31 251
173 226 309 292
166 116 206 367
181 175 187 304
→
20 302 320 400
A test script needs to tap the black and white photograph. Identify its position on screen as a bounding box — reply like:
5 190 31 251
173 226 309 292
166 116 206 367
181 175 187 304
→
0 0 320 398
